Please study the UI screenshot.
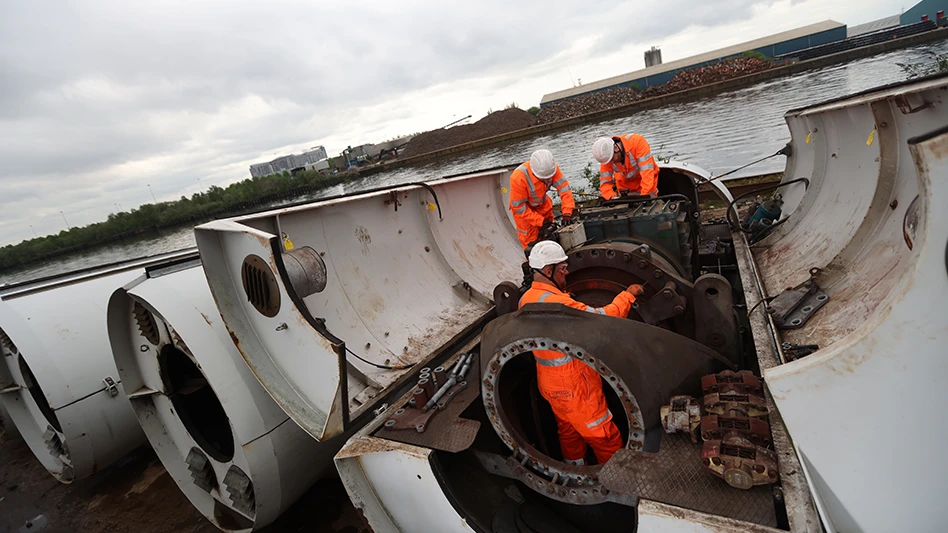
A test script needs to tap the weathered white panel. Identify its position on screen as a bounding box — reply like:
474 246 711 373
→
756 79 948 532
109 264 338 531
0 250 196 482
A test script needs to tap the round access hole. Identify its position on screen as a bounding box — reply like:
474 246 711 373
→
159 346 234 462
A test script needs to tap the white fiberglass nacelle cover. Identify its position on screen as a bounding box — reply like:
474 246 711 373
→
0 248 196 482
195 168 527 441
108 261 336 531
744 74 948 531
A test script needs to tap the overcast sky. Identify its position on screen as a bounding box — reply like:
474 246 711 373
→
0 0 909 245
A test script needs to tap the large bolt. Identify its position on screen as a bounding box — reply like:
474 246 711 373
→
638 261 648 269
663 290 673 301
653 270 663 279
673 305 684 313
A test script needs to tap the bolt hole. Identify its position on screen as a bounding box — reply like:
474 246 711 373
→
705 287 719 298
790 318 802 326
540 342 546 347
817 294 828 301
802 306 813 313
417 475 422 480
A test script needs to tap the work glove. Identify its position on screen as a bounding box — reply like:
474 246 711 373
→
539 221 556 240
561 213 573 224
626 284 645 297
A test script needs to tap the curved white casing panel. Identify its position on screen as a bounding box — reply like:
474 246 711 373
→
108 263 339 531
0 250 196 482
750 76 948 531
195 167 525 441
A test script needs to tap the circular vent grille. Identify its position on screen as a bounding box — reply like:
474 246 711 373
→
241 255 281 317
0 328 17 355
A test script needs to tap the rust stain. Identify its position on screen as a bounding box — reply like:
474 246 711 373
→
225 325 241 350
199 313 213 326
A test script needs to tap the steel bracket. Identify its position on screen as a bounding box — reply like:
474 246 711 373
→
768 278 829 329
103 376 119 397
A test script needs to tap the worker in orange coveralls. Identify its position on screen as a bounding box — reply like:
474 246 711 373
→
591 134 659 200
509 149 575 249
519 240 645 465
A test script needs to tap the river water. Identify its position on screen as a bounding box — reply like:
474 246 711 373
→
3 41 946 286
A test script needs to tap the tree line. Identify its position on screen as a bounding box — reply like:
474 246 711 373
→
0 169 352 272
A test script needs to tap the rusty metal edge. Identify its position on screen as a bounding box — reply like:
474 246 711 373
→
639 499 786 533
731 228 822 533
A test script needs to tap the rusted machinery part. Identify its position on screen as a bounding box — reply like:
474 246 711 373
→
564 242 688 304
562 243 739 362
493 281 521 316
479 304 732 506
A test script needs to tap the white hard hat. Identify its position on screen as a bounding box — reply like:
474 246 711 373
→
528 240 569 269
592 137 614 164
530 149 557 180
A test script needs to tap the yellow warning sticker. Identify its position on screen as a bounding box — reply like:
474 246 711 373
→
282 233 295 250
866 128 876 146
805 132 811 144
427 203 437 211
501 186 508 194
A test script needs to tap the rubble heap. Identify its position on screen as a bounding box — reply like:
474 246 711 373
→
400 108 538 158
537 58 775 124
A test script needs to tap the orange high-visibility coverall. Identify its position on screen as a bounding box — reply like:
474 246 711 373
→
599 134 659 200
509 161 575 249
519 281 635 464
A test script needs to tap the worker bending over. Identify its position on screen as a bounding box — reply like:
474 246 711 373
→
592 134 659 200
509 149 575 249
519 241 644 465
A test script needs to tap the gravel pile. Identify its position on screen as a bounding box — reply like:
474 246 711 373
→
400 108 538 158
537 58 775 124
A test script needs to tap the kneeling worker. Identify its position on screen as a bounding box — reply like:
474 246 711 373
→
592 134 659 200
519 240 645 465
509 149 575 249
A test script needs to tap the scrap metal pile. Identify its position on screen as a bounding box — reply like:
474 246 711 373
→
537 57 776 124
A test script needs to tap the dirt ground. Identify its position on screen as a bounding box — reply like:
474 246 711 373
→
0 432 370 533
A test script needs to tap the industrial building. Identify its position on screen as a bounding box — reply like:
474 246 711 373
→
249 145 328 178
901 0 948 25
540 20 846 106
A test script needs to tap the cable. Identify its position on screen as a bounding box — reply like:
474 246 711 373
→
726 177 811 234
745 296 773 320
345 346 414 371
708 143 792 183
409 182 443 221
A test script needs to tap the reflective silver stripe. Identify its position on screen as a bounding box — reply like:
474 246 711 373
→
638 163 654 172
637 153 652 164
537 292 553 303
595 307 606 315
552 178 567 189
600 171 613 177
587 411 612 428
627 152 638 170
517 227 530 234
535 354 573 367
514 205 527 214
601 179 614 185
511 198 527 206
584 307 606 315
519 165 543 205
